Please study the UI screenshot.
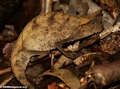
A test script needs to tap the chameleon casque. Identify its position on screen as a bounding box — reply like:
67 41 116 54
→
10 10 103 89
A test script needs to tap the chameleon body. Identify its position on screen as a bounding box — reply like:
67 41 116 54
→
10 11 103 89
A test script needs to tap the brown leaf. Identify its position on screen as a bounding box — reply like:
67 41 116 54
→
2 42 14 59
48 82 62 89
68 0 89 17
100 33 120 54
54 55 73 70
86 0 101 14
94 0 120 19
40 69 80 89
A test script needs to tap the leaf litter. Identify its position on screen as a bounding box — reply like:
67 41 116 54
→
1 0 120 89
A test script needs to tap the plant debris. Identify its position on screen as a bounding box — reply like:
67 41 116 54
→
39 69 80 89
0 0 120 89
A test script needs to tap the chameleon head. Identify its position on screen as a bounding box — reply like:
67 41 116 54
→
78 15 103 38
88 15 103 34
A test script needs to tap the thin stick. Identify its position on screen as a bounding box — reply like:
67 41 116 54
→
0 67 11 76
0 74 14 86
40 0 46 14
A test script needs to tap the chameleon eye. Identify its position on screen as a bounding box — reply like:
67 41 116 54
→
92 22 95 25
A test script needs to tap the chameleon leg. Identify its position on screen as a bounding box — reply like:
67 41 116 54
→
55 37 78 59
78 34 100 50
55 34 100 59
29 51 49 62
11 50 48 89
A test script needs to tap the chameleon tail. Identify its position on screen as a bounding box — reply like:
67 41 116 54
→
10 50 34 89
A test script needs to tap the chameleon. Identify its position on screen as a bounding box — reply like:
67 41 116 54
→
10 10 103 89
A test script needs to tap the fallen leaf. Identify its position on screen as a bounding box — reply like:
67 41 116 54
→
39 69 80 89
54 55 73 69
94 0 120 19
48 82 62 89
102 10 115 30
2 42 15 59
85 0 101 14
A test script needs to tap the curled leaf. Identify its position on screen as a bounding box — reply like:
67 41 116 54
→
40 69 80 89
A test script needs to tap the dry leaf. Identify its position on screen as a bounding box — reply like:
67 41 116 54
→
2 42 14 59
40 69 80 89
85 0 101 14
94 0 120 19
54 55 73 69
48 82 62 89
68 0 89 16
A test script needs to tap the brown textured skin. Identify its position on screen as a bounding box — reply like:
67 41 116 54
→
24 13 103 51
11 11 103 89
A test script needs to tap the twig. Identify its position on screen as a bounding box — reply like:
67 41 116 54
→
45 0 53 13
40 0 46 14
90 59 120 88
0 74 14 86
0 67 11 76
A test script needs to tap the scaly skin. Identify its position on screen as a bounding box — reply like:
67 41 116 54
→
11 10 103 89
